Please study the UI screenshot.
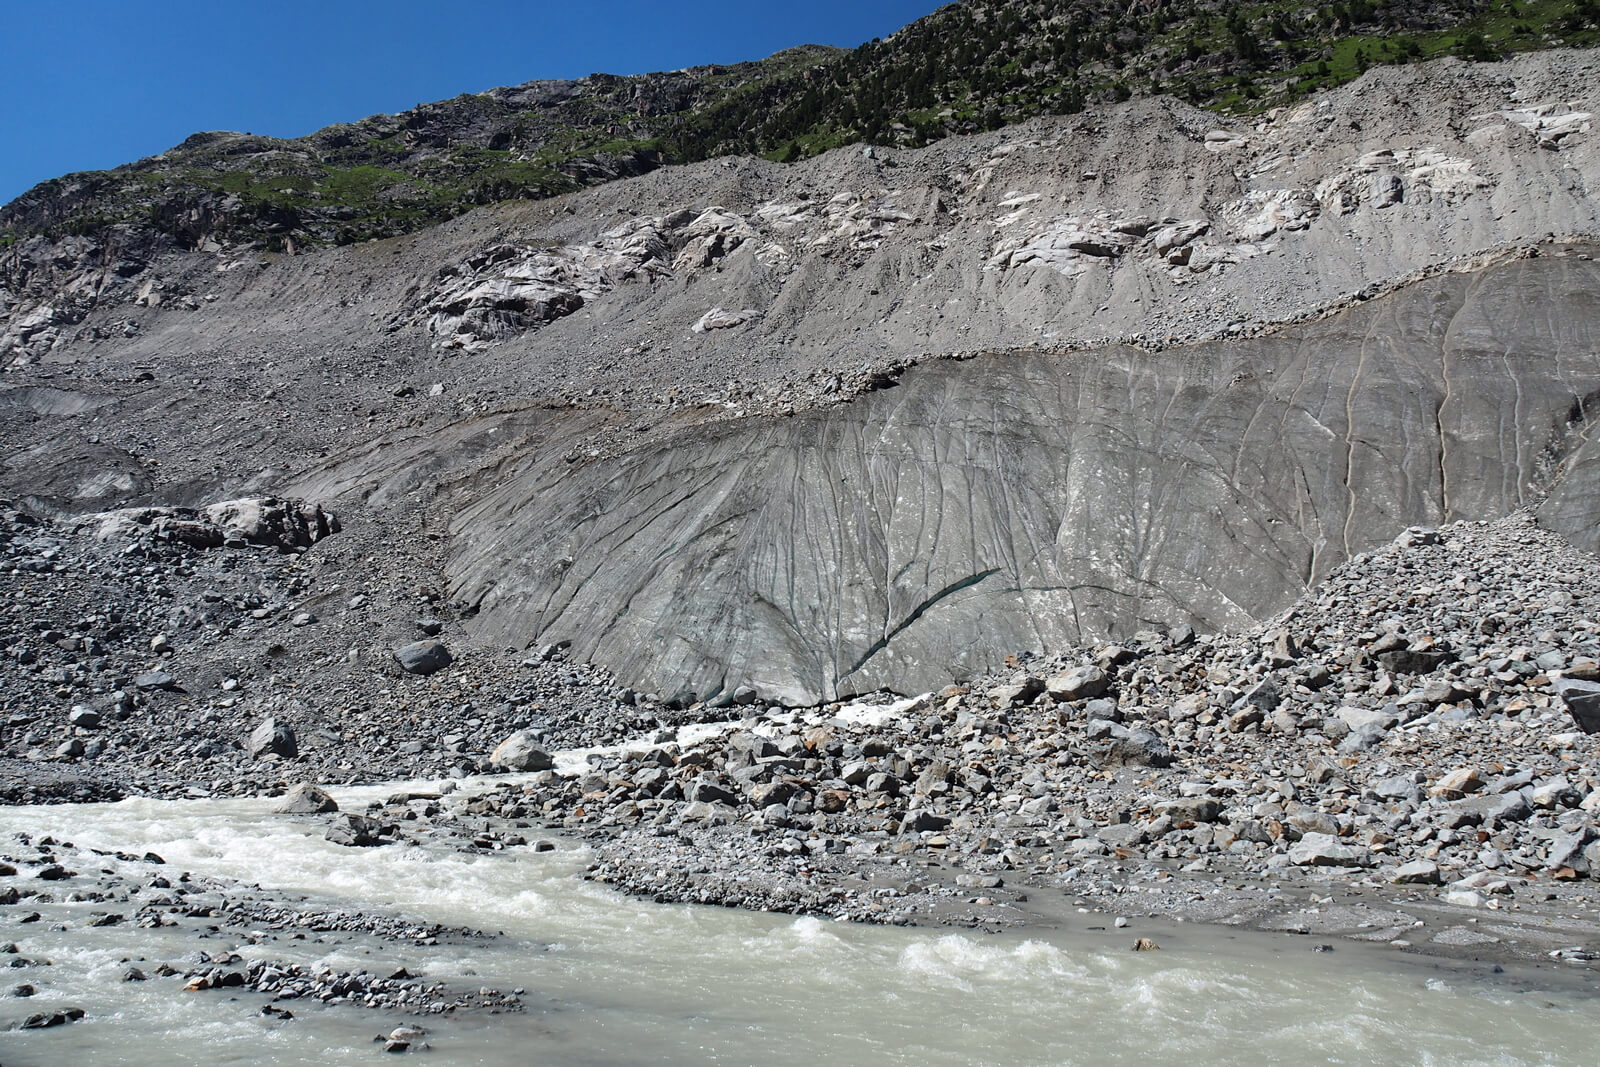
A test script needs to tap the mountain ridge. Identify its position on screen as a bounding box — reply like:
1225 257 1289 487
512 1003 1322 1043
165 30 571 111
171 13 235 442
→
5 0 1597 262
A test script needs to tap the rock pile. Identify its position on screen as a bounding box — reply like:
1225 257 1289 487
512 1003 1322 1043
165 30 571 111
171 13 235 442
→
431 513 1600 940
179 956 521 1016
0 498 693 801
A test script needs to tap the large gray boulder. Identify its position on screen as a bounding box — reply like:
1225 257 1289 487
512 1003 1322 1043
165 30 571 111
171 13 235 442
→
249 718 297 760
275 783 338 814
1554 677 1600 733
1289 832 1371 868
394 640 452 676
1046 665 1110 702
489 730 554 772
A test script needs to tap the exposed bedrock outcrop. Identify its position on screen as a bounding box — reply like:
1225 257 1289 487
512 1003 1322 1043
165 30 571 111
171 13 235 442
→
441 254 1600 705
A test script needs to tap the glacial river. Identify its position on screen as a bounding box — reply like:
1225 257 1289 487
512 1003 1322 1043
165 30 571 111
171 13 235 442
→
2 779 1596 1066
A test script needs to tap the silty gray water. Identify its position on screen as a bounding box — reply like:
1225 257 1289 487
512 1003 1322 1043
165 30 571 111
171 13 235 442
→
1 778 1596 1066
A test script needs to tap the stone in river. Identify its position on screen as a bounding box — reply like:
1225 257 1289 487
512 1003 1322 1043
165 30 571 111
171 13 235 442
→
324 813 392 847
489 730 554 772
275 783 338 814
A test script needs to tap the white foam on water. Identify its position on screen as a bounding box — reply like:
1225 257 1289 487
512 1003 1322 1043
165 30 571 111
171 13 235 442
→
897 934 1086 993
742 914 850 958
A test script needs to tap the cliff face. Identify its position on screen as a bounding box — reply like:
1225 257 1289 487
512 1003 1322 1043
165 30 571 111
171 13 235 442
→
433 254 1600 704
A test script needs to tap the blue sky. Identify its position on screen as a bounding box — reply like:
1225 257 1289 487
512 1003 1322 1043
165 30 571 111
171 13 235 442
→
0 1 942 205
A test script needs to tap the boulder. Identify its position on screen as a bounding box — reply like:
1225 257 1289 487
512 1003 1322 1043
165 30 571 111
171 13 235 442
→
489 730 554 772
324 813 392 847
275 783 338 814
1390 859 1442 885
394 640 452 676
1288 832 1371 867
249 718 297 760
1045 665 1110 702
1102 728 1172 768
1554 677 1600 733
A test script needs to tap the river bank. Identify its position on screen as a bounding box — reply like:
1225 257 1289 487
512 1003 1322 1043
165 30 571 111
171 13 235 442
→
7 510 1600 981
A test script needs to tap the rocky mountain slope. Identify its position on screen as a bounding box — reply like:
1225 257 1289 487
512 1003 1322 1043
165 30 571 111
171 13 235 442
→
2 49 1600 713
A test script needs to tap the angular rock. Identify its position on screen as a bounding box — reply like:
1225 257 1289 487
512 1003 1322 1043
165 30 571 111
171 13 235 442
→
1045 665 1110 702
1103 729 1172 768
1554 677 1600 733
275 783 338 814
249 718 297 760
489 731 554 772
394 640 453 676
1288 832 1371 867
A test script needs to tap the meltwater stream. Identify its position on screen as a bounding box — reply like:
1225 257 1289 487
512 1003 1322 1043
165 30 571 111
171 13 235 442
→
2 779 1596 1066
